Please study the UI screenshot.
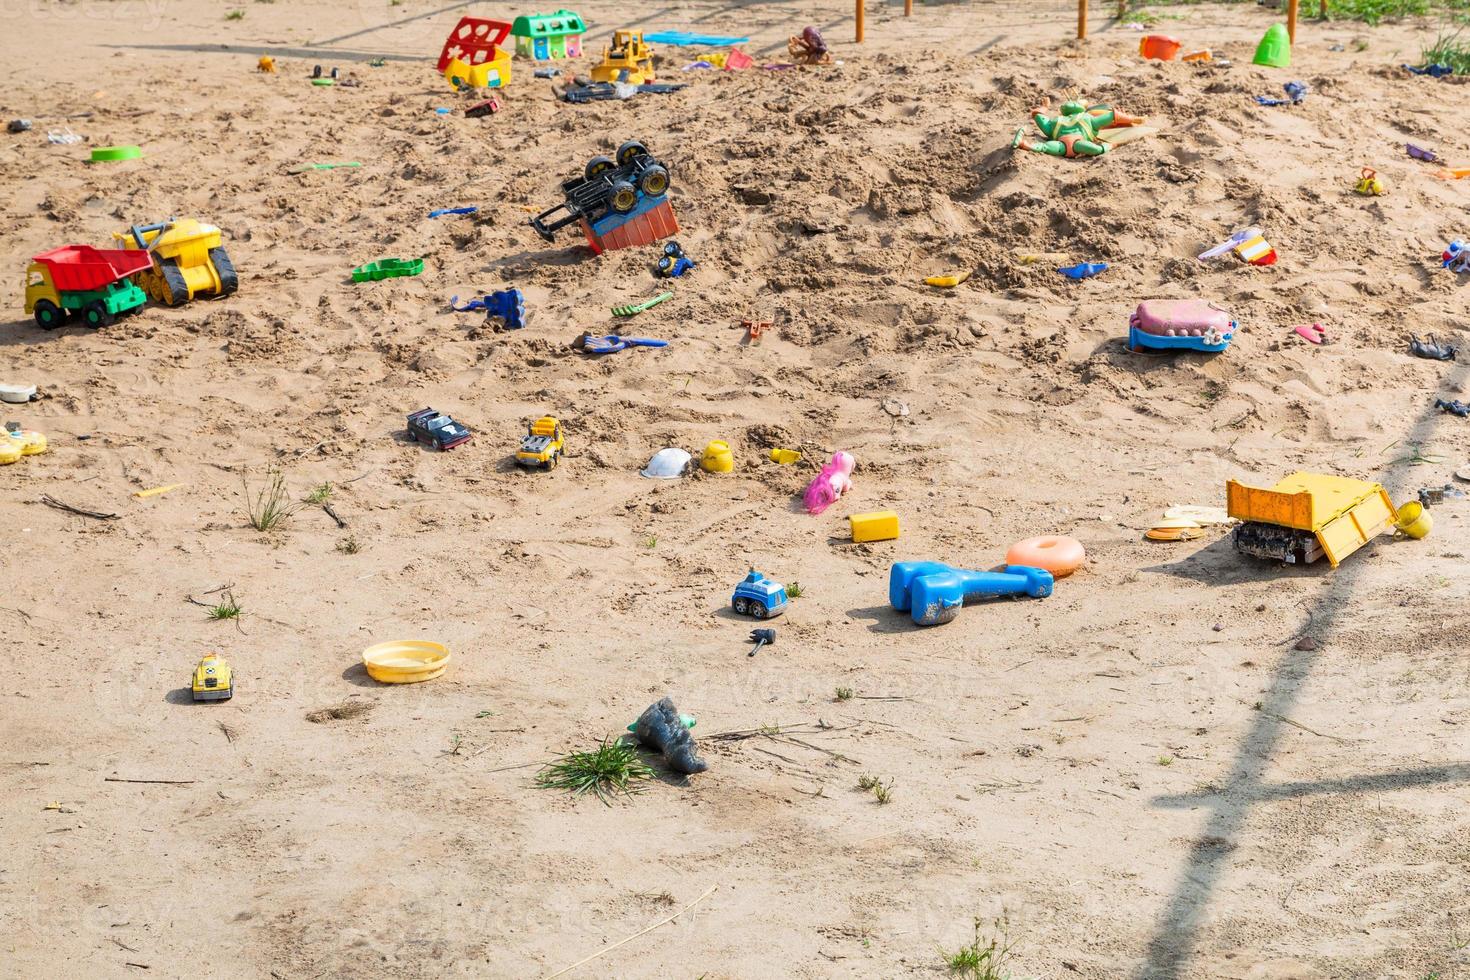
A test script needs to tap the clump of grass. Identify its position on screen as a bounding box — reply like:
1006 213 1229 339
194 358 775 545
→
1157 755 1174 767
835 686 855 702
1328 0 1427 24
208 591 242 621
336 535 361 554
1422 22 1470 75
943 917 1015 980
537 739 652 805
857 773 894 802
642 535 657 549
242 467 298 532
786 581 805 599
304 482 333 504
444 733 464 756
225 8 245 18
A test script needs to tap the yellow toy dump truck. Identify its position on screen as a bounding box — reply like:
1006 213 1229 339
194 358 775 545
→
1226 471 1397 567
113 219 238 306
590 30 655 84
515 416 564 470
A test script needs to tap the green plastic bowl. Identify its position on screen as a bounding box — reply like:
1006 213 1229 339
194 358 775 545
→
91 145 142 162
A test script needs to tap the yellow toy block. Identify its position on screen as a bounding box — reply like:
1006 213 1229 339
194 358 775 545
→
849 510 900 543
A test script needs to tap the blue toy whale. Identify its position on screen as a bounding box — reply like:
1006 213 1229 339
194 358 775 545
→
889 561 1053 627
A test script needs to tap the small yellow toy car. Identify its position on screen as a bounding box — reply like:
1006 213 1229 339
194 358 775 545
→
515 416 564 470
191 653 233 701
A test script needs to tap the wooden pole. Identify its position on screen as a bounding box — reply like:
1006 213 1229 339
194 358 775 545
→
1319 0 1326 16
1117 0 1127 17
1287 0 1298 43
904 0 912 15
1078 0 1088 39
856 0 864 42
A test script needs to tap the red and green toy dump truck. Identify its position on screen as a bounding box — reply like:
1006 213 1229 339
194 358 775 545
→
24 245 153 328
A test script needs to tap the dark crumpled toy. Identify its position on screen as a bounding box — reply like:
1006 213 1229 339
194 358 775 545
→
1435 398 1470 417
634 697 707 774
1409 335 1458 361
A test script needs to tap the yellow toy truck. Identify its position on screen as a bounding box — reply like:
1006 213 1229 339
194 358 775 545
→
113 219 239 306
1226 471 1398 567
515 416 564 470
191 652 233 701
590 30 655 85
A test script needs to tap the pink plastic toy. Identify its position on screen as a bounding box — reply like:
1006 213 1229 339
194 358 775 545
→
804 451 854 515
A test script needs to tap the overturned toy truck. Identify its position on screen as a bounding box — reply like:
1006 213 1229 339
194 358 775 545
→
530 140 677 255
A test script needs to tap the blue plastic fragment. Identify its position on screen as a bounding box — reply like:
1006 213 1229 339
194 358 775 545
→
429 206 478 218
1058 262 1107 280
643 31 749 46
1255 80 1307 106
434 107 452 114
1403 63 1453 76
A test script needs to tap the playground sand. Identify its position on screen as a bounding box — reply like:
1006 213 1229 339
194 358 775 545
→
1 0 1468 976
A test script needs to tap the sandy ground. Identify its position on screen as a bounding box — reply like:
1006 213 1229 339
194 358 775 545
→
2 0 1469 975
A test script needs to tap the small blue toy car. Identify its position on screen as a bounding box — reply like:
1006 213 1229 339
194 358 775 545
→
731 571 787 619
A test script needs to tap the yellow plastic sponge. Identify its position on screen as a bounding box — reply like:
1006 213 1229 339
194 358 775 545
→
849 510 900 543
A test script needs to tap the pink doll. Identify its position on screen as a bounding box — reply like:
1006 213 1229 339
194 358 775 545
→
804 451 854 515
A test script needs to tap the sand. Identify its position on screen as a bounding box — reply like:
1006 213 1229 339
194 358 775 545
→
2 0 1468 975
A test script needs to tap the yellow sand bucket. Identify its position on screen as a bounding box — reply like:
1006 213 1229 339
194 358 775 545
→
701 440 733 473
1394 500 1431 539
362 640 450 683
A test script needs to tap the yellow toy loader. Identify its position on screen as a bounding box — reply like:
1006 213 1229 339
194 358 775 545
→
113 219 239 306
590 30 656 85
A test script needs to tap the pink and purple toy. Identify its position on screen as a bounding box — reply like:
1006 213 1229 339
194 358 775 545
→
1129 299 1237 353
804 451 854 515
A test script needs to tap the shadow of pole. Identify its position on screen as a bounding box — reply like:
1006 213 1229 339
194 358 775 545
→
1135 355 1470 979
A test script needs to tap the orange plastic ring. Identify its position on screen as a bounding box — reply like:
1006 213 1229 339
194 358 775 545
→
1006 535 1086 578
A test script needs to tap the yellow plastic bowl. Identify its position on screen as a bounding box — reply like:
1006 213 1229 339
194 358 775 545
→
1395 501 1432 540
362 640 450 684
701 439 734 473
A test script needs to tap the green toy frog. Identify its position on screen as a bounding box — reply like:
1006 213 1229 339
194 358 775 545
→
1012 100 1146 158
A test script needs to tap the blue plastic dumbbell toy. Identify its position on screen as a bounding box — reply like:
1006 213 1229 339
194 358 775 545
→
888 561 1053 627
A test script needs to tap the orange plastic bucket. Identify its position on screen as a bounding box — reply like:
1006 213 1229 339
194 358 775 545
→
1140 35 1182 60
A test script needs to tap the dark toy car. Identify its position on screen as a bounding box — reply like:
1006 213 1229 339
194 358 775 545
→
530 140 671 242
406 408 472 450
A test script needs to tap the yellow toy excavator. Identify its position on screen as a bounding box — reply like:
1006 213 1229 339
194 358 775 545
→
590 30 655 85
113 218 239 306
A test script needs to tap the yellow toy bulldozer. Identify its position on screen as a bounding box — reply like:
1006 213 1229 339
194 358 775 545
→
113 218 239 306
590 30 656 85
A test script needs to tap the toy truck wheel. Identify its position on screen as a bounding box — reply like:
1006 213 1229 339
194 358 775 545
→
544 454 558 470
209 247 239 295
638 165 669 198
82 301 113 328
662 241 683 258
609 181 638 214
584 155 616 180
616 140 648 166
733 597 750 615
159 259 189 306
748 601 768 619
32 300 63 329
406 430 418 442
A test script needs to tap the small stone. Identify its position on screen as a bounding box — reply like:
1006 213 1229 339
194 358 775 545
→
1212 624 1224 632
1255 604 1266 612
1294 636 1318 651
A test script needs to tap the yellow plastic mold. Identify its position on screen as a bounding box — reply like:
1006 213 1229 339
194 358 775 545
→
362 640 451 684
849 510 900 543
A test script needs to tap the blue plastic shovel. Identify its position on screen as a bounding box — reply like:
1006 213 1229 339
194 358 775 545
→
579 335 669 354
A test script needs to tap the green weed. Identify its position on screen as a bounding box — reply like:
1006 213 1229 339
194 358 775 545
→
208 592 243 621
1157 755 1174 766
1328 0 1427 23
943 917 1016 980
642 535 657 549
225 9 245 18
536 739 653 805
242 466 298 532
336 535 361 554
786 581 805 599
304 482 333 504
1422 22 1470 74
835 686 855 702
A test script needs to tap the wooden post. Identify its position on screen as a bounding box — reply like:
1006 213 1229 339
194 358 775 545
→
904 0 912 15
1117 0 1127 17
1287 0 1298 43
1078 0 1088 38
856 0 864 42
1319 0 1326 17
